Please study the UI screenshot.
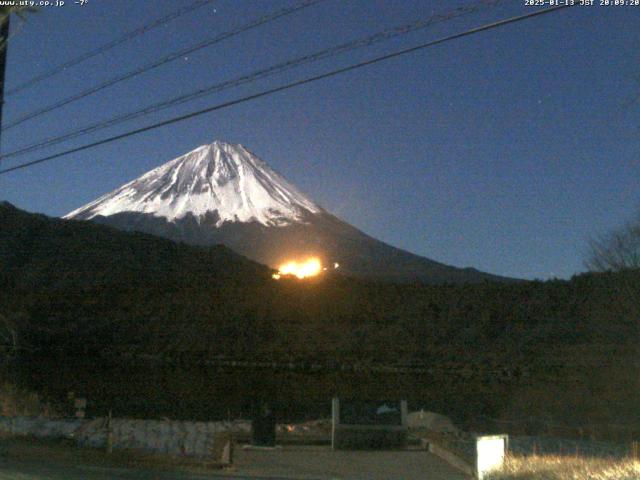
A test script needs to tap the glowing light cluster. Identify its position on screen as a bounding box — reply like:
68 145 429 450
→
271 258 340 280
273 258 322 279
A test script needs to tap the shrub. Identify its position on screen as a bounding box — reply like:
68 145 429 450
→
0 382 56 417
486 454 640 480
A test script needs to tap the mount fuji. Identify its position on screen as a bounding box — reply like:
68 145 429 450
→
65 140 509 283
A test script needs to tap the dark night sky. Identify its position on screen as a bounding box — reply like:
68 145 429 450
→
1 0 638 280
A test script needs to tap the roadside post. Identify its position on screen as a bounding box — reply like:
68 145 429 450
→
106 409 113 454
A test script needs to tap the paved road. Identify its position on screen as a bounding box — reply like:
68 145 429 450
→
229 446 471 480
0 457 300 480
0 439 470 480
0 458 204 480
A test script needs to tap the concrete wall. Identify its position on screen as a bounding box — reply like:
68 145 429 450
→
0 416 250 457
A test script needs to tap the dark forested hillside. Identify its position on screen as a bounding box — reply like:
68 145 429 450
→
1 202 639 436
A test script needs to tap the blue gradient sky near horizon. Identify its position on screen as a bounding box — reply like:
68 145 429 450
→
1 0 638 280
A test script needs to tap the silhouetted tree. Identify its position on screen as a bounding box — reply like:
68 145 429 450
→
586 211 640 271
585 211 640 348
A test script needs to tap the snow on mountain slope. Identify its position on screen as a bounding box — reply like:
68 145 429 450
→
65 141 323 227
64 140 515 284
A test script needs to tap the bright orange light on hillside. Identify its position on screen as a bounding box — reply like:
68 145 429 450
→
272 257 322 279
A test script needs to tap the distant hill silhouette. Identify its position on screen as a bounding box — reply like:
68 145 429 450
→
1 202 638 438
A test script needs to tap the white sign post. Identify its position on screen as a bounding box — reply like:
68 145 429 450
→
476 434 508 479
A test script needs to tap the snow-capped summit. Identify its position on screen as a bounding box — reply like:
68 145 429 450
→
65 140 323 227
64 140 513 284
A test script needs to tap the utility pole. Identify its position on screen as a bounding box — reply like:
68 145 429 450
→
0 11 10 157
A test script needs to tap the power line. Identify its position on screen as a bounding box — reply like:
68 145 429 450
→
1 0 328 131
0 4 574 177
0 0 504 162
5 0 216 96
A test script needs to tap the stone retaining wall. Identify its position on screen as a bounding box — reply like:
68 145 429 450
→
0 416 250 457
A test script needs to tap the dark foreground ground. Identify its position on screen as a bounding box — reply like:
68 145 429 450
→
0 436 469 480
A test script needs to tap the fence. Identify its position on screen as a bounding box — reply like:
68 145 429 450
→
473 415 640 445
0 415 244 459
